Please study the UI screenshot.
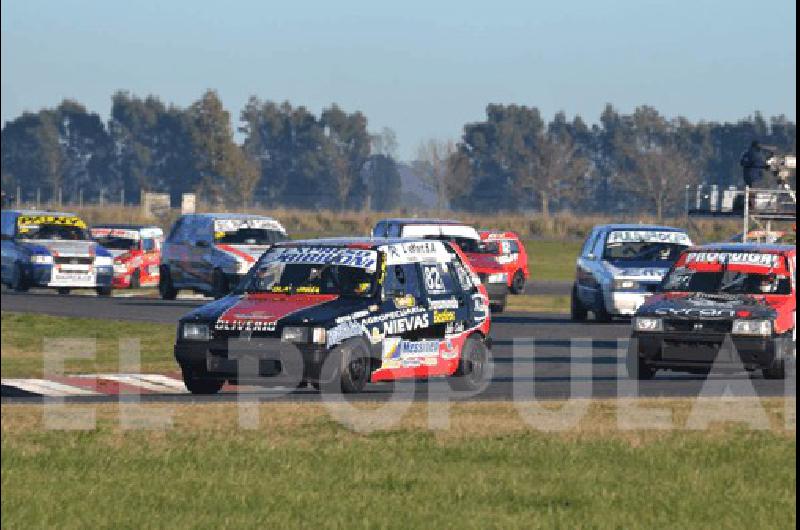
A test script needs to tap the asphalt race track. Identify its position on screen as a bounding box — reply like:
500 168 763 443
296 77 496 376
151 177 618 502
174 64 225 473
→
1 290 794 403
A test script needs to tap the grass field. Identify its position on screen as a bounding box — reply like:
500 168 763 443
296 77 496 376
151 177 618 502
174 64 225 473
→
2 400 795 528
507 294 570 313
0 312 176 378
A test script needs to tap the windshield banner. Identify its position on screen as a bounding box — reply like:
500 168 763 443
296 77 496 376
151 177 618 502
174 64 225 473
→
685 252 782 268
17 215 87 230
213 218 285 234
607 231 691 245
266 247 378 272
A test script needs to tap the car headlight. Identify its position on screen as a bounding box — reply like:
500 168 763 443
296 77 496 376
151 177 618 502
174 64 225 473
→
613 279 640 291
182 323 211 341
30 254 53 264
732 319 772 336
94 256 114 267
634 317 663 332
282 326 326 344
486 273 508 284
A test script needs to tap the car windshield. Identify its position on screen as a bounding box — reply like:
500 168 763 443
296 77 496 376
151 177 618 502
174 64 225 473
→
427 236 489 253
662 267 792 295
244 262 377 298
94 237 138 250
604 242 687 262
19 224 88 241
215 228 286 245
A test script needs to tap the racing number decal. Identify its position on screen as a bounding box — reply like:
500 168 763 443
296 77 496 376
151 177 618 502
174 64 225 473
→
423 265 445 294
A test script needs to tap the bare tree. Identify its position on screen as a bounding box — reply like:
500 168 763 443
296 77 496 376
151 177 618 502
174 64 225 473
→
415 139 456 212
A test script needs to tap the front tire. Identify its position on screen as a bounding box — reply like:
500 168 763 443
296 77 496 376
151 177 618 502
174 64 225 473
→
450 336 490 391
130 269 141 289
11 263 29 292
96 286 112 297
181 363 224 394
159 266 178 300
212 269 229 299
763 338 793 380
570 284 588 321
626 340 655 380
324 339 372 394
594 291 612 322
510 271 526 295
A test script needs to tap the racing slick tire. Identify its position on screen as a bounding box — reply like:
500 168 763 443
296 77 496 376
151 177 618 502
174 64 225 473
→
762 337 794 380
510 271 526 295
593 291 612 323
159 266 178 300
570 284 588 322
323 338 371 394
11 263 29 292
212 269 229 300
130 269 141 289
181 363 224 395
450 336 490 392
626 341 655 380
57 288 71 296
96 286 113 297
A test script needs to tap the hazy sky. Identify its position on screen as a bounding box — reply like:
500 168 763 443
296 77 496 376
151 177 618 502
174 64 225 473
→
2 0 796 160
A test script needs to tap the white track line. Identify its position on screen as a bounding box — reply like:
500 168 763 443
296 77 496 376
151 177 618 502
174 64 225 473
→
133 374 189 391
79 374 188 394
1 378 100 397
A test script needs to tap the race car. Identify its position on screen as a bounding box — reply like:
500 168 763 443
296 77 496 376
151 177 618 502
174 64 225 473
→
628 243 796 380
90 224 164 289
159 213 288 299
571 224 693 321
479 230 529 294
372 218 508 312
1 210 114 295
174 238 492 394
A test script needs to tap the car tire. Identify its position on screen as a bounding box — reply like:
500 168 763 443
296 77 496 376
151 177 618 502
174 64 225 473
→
130 269 141 289
594 291 612 322
11 263 29 292
510 271 526 295
159 266 178 300
57 287 70 296
763 338 793 380
96 286 112 297
324 339 371 394
181 363 224 395
212 269 229 299
626 341 655 380
570 284 588 321
450 336 490 391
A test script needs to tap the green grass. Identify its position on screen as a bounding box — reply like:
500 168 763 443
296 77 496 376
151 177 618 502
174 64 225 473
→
523 240 581 282
507 294 570 313
1 312 176 378
2 401 795 529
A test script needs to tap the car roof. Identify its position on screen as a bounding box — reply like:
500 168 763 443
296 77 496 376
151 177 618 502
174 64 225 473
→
379 218 465 226
91 223 161 230
6 209 80 217
689 242 796 254
596 224 687 232
186 212 281 221
275 236 448 250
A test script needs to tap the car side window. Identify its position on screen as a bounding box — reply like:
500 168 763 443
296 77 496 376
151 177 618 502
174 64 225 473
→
372 222 386 238
384 264 423 298
508 240 520 254
168 217 188 243
592 231 607 259
388 223 401 238
142 238 156 252
580 230 597 257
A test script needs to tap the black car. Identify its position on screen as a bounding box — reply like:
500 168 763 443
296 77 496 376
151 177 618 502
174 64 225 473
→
174 238 493 394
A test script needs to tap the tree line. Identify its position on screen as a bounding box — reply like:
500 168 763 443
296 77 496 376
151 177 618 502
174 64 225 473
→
1 91 795 217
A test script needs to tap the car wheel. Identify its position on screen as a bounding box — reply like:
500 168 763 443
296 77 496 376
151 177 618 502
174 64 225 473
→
212 269 229 299
510 271 526 295
450 336 490 391
130 269 141 289
626 341 655 380
96 286 112 297
181 363 224 394
57 287 70 296
763 338 793 380
11 263 29 292
159 266 178 300
594 291 612 322
325 339 371 394
570 284 588 321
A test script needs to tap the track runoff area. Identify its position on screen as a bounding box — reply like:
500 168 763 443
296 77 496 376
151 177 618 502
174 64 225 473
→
1 291 794 413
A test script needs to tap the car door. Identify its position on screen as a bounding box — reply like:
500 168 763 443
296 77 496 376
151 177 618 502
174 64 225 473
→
188 217 214 289
576 228 603 305
140 237 159 283
419 261 467 340
164 216 190 286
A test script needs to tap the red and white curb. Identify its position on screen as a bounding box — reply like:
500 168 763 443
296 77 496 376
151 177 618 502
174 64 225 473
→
1 374 189 397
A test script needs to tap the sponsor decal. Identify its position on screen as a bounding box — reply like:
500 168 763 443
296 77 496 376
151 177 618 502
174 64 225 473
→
267 247 378 272
422 264 447 294
393 294 416 309
18 215 87 231
213 218 285 233
91 228 141 240
654 307 737 318
430 298 460 310
326 321 366 348
607 231 691 245
685 252 781 268
214 320 278 332
433 310 456 324
384 241 452 266
382 338 440 368
445 321 465 336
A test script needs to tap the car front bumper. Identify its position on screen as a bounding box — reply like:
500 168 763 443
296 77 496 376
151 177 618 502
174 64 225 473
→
631 331 789 371
25 264 113 289
604 291 652 316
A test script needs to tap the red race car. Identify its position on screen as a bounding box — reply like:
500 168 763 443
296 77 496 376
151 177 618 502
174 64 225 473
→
90 224 164 289
479 230 529 294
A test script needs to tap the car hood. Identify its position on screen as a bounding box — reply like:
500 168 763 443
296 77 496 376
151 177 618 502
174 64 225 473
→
602 260 672 281
463 253 503 272
21 239 103 257
638 292 777 320
181 292 373 331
